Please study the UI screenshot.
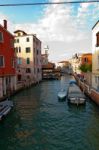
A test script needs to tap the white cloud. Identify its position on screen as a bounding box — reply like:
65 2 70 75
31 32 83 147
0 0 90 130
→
14 3 88 43
0 1 99 63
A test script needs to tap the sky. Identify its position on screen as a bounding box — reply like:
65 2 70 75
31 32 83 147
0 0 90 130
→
0 0 99 63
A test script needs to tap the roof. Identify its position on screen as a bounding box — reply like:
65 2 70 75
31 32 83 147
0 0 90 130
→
42 62 55 69
58 61 69 63
82 53 92 56
92 20 99 30
14 31 41 42
14 30 27 35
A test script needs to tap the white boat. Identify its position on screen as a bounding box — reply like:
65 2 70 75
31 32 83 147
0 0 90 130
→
58 89 67 100
67 83 86 105
0 99 13 120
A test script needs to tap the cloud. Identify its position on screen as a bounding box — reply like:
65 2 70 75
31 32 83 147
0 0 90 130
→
14 2 89 43
0 1 99 63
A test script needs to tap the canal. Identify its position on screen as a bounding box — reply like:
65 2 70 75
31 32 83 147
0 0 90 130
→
0 75 99 150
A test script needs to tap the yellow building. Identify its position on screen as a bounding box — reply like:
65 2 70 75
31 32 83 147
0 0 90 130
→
14 30 42 85
92 20 99 90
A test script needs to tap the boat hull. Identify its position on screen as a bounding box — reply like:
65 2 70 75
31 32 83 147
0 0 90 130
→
0 99 13 121
58 90 67 101
67 83 86 105
58 95 66 101
68 97 86 105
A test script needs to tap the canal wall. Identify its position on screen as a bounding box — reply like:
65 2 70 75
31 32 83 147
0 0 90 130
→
74 74 99 106
0 81 40 101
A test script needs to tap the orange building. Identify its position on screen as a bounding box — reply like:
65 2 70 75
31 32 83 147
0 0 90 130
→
81 53 92 65
81 53 92 86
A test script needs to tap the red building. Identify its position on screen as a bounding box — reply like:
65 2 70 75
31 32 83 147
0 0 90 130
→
0 20 16 98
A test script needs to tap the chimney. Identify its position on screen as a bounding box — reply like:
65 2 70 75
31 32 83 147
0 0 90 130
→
3 20 7 30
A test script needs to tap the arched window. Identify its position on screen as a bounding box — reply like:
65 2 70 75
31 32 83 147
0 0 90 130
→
96 32 99 47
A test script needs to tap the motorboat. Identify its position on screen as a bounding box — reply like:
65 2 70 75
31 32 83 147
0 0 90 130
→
69 79 77 85
0 99 13 120
58 89 67 101
67 82 86 105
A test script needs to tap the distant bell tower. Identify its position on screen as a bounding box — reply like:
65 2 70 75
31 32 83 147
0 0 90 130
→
44 45 49 56
44 45 49 64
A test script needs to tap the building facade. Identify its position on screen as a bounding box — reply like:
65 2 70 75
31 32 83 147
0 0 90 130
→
69 53 82 74
42 62 55 79
14 30 42 86
0 20 16 98
92 20 99 90
81 53 92 65
80 53 92 85
58 61 72 74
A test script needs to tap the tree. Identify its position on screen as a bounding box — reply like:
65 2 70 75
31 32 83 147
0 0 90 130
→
79 64 92 72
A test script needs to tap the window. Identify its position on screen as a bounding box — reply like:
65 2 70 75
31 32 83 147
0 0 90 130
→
15 47 18 53
17 39 19 43
26 47 31 53
37 49 39 55
17 57 22 65
27 58 30 64
37 68 39 73
34 48 35 53
18 75 21 81
26 37 29 42
84 57 88 63
18 33 21 36
26 68 31 73
33 38 35 43
96 32 99 47
19 47 21 53
0 32 3 42
0 56 4 67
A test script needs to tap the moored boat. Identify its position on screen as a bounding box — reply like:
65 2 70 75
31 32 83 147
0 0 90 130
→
58 89 67 101
67 82 86 105
0 99 13 120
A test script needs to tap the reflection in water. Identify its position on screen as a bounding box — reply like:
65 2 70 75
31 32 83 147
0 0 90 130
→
0 75 99 150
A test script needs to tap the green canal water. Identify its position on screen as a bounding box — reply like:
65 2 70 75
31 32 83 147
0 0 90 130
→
0 75 99 150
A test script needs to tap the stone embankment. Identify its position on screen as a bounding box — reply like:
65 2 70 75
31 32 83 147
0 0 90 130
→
0 81 39 101
74 74 99 105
